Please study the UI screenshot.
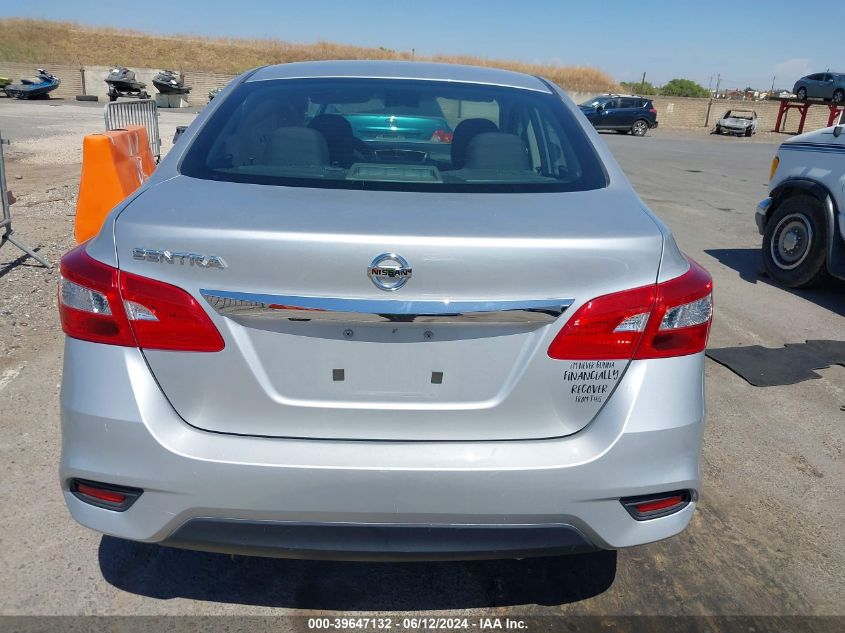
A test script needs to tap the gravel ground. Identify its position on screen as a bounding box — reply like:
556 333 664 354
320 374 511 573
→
0 98 842 625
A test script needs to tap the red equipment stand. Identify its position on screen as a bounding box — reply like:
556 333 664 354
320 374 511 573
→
773 98 845 134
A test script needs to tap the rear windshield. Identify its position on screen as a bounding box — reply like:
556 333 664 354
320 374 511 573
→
180 78 607 193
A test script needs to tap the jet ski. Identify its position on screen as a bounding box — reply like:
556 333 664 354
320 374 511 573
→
4 69 61 100
104 66 149 101
152 70 191 95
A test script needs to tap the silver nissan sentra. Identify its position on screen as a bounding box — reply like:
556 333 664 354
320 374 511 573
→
58 61 712 561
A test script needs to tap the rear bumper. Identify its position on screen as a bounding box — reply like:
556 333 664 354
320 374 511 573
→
59 339 705 560
163 519 594 561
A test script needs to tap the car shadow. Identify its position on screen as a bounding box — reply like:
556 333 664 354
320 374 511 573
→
98 536 617 609
705 248 845 318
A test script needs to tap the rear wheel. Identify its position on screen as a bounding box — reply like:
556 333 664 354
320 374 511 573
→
631 119 649 136
833 89 844 103
762 195 828 288
797 87 807 100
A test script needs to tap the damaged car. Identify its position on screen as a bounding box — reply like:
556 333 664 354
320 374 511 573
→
714 109 758 137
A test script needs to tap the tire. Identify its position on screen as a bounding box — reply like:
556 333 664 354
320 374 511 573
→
762 195 828 288
833 89 844 103
108 92 117 102
631 119 649 136
797 87 807 100
715 125 722 135
745 127 752 137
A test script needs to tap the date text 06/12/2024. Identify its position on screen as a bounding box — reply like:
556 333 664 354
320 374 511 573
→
307 617 528 630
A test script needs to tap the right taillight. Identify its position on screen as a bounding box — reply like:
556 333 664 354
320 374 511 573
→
59 244 224 352
548 258 712 361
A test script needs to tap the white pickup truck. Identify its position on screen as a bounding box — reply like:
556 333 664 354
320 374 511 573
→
756 123 845 287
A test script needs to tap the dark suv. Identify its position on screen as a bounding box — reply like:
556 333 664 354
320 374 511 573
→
578 95 658 136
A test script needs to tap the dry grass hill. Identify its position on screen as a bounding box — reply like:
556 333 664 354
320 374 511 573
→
0 18 619 92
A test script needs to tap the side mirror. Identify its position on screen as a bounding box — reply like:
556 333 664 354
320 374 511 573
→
834 126 843 138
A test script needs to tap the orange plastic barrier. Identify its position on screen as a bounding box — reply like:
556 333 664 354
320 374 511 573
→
74 126 156 243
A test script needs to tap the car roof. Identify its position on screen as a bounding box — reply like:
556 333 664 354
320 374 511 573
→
601 93 649 99
246 60 553 93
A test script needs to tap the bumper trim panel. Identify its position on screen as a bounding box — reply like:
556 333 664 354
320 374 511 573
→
162 518 596 561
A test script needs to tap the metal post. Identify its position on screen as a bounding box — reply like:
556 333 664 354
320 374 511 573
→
0 130 51 268
705 74 720 127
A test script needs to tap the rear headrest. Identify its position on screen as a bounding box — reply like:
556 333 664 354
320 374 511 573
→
451 118 498 168
308 114 354 137
308 114 355 167
262 127 330 167
463 132 531 171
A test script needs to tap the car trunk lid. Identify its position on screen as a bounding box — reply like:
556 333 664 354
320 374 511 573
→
114 176 663 440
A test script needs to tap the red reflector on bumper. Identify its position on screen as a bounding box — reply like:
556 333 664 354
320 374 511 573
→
633 494 686 514
70 479 142 511
75 482 126 504
621 490 692 520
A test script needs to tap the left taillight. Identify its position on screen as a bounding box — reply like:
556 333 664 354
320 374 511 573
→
59 245 135 346
59 244 224 352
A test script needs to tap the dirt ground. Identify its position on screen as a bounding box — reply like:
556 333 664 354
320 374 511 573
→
0 98 842 628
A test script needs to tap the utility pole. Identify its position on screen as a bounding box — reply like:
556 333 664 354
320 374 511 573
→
770 75 776 95
639 71 646 93
705 73 721 127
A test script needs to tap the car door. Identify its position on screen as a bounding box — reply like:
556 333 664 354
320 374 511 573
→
621 98 643 127
820 73 835 99
807 74 825 98
598 97 621 128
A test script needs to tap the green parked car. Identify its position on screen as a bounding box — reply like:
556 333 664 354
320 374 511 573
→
312 86 455 166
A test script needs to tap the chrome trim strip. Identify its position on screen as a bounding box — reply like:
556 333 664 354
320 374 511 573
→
201 290 572 325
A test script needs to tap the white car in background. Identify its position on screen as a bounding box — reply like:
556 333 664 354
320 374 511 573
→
756 123 845 286
715 109 758 137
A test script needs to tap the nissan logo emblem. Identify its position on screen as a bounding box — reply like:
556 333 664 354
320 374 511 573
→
367 253 412 291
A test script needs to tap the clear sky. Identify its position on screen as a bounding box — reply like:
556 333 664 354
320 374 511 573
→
5 0 840 91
